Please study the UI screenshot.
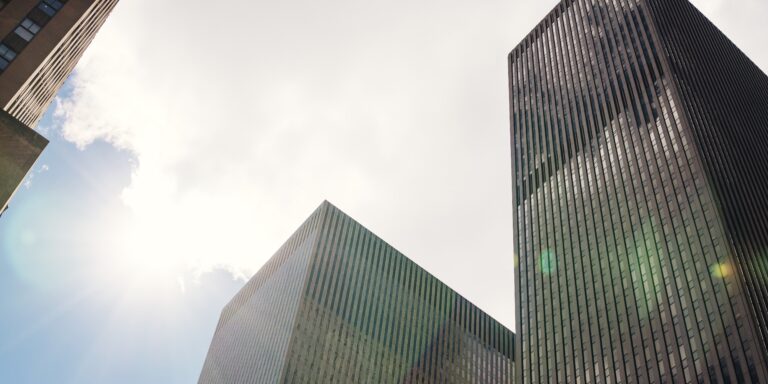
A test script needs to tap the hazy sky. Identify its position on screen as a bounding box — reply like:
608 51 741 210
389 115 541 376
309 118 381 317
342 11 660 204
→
1 0 767 382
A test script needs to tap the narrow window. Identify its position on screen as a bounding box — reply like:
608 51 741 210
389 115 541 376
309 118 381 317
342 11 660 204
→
42 0 64 10
0 44 17 62
38 3 57 16
14 27 34 41
14 18 42 42
0 44 15 71
22 19 42 34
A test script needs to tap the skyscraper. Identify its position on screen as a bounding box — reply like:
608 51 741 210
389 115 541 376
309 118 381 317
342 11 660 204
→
199 201 516 384
509 0 768 382
0 0 118 214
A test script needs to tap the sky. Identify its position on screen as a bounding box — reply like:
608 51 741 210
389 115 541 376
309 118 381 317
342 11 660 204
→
1 0 767 382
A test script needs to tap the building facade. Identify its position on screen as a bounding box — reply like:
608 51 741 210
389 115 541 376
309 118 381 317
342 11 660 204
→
0 0 118 127
0 0 117 214
509 0 768 382
0 107 46 217
199 201 516 384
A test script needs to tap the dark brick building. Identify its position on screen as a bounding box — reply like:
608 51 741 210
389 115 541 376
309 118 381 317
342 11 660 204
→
0 0 117 214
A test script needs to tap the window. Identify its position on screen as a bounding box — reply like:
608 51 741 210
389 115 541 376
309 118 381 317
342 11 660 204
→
38 3 57 16
22 19 42 34
15 19 42 42
0 44 15 71
14 27 34 41
39 0 64 16
42 0 64 10
0 44 17 62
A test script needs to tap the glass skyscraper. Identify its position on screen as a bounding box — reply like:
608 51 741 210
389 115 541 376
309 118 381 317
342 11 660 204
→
198 201 515 384
509 0 768 382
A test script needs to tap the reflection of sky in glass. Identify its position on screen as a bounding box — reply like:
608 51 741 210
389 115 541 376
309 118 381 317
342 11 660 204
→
631 220 662 320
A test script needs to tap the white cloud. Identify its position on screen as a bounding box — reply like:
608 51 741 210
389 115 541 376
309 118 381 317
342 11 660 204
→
21 164 49 189
55 0 768 331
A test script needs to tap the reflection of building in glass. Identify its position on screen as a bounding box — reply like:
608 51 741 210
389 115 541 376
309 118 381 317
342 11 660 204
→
0 0 118 213
510 0 768 382
198 201 515 384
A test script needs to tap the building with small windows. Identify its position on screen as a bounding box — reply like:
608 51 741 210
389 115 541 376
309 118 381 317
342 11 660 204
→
198 201 515 384
509 0 768 382
0 0 117 214
0 0 118 127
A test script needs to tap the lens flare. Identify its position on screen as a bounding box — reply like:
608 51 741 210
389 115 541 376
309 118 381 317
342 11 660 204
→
710 262 732 279
540 249 556 275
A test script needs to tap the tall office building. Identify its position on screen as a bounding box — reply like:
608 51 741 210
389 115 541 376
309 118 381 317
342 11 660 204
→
0 0 117 214
509 0 768 382
199 201 516 384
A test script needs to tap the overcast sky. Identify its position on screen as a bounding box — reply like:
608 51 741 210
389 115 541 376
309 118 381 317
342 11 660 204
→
1 0 767 382
56 0 763 330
